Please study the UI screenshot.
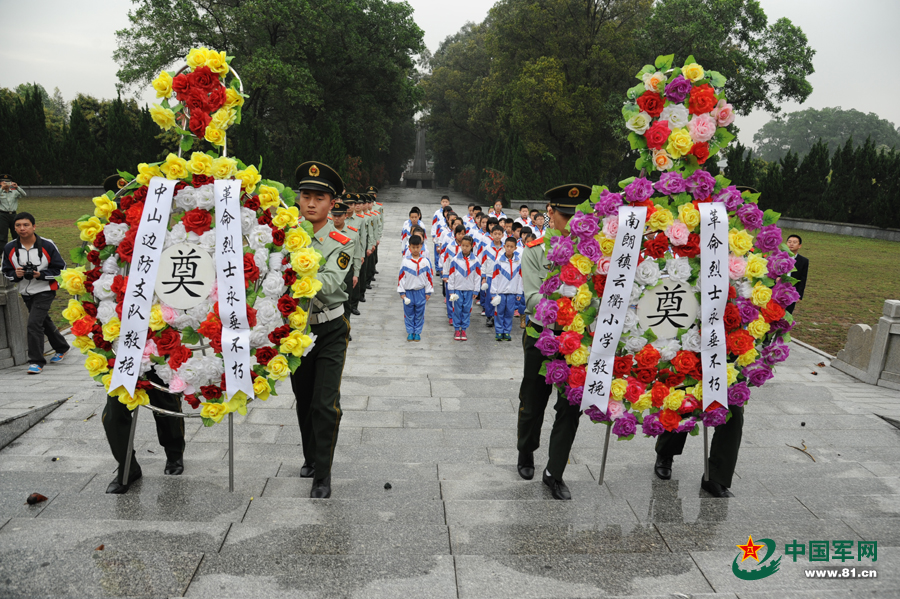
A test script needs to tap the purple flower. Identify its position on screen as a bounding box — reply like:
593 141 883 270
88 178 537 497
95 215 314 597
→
595 190 623 217
539 274 561 296
735 297 760 325
535 329 560 357
742 360 774 387
767 250 796 277
702 407 728 428
772 281 800 308
737 204 764 230
534 298 559 327
755 225 782 253
565 385 583 406
547 235 574 265
686 170 716 200
624 178 654 203
569 211 600 240
715 185 743 212
642 412 665 436
655 172 687 196
612 412 637 438
728 382 751 407
665 75 692 103
578 237 603 263
585 406 611 423
544 359 570 386
676 417 697 434
762 337 790 365
770 318 795 334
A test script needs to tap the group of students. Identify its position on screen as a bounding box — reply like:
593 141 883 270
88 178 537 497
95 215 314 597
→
396 195 547 342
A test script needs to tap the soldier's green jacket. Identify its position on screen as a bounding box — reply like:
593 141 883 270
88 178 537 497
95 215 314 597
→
374 203 384 241
522 238 550 316
342 222 363 277
309 220 354 311
364 211 377 251
348 212 369 256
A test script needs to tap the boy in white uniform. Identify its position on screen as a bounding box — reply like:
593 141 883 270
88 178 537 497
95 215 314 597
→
398 234 433 342
445 235 482 341
490 237 524 341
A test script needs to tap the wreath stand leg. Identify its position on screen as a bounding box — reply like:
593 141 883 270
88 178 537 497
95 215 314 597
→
703 424 710 482
228 412 235 492
597 424 612 486
122 406 139 484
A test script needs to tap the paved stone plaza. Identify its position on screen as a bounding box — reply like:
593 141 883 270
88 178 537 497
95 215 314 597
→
1 187 900 598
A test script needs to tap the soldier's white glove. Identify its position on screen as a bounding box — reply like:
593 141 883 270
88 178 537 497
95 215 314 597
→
403 297 411 305
450 293 459 303
481 283 488 291
491 295 502 307
559 284 578 298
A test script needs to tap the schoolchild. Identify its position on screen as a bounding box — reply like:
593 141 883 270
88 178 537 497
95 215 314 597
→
445 235 481 341
441 223 466 326
489 199 507 220
513 204 532 227
398 234 433 342
490 237 523 341
480 225 506 328
401 207 424 254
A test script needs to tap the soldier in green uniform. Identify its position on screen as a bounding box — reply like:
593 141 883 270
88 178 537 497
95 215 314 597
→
331 195 361 337
361 194 378 294
365 185 382 275
290 161 354 499
516 184 592 500
355 195 373 304
347 194 367 315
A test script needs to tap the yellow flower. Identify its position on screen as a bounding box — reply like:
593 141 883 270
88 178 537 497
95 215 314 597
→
563 313 585 334
572 285 592 311
60 267 87 295
101 373 112 392
745 254 769 279
160 153 190 180
93 195 117 221
204 125 225 146
201 401 229 423
101 316 121 341
728 228 754 256
236 165 262 194
750 281 772 307
666 128 694 159
211 107 236 130
291 276 323 299
747 315 771 339
211 156 237 179
664 389 686 411
569 254 593 276
188 152 214 176
677 203 700 231
149 104 176 131
225 392 248 415
288 307 309 330
726 363 739 385
652 149 673 171
737 347 759 367
136 163 163 186
205 50 229 76
77 217 104 243
599 236 615 257
273 206 300 229
610 378 627 401
151 71 174 98
265 355 291 380
186 47 210 70
253 375 271 400
683 62 705 82
72 335 96 354
290 247 322 276
280 330 313 357
224 88 245 109
283 228 312 252
689 384 702 402
257 185 281 210
565 345 589 366
647 207 674 231
630 392 651 413
61 299 86 324
148 304 167 331
84 350 110 377
114 387 150 411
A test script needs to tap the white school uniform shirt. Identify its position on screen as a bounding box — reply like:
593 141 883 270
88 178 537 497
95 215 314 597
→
446 252 482 291
431 209 446 238
402 237 430 260
481 242 505 277
441 239 460 273
514 216 532 228
398 255 434 295
490 251 524 295
401 223 427 254
489 209 507 220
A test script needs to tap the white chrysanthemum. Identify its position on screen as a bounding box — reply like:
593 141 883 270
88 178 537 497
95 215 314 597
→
198 230 216 253
665 257 692 284
93 273 116 300
629 282 643 304
659 104 690 129
103 223 129 247
165 223 187 249
173 187 197 211
634 259 660 287
173 312 201 331
194 184 215 211
241 207 257 235
261 273 285 297
96 299 117 324
250 325 274 348
737 279 754 298
101 255 119 275
152 363 174 385
268 253 285 273
303 333 317 357
681 326 702 352
248 225 273 250
254 248 270 277
625 334 647 353
254 297 281 326
653 337 681 362
623 308 639 333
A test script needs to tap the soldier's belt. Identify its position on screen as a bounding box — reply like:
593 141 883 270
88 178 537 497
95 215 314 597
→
309 305 344 325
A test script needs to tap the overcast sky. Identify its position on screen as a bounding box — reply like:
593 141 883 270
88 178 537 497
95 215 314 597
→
2 0 898 148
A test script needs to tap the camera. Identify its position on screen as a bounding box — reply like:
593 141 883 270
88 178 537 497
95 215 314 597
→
23 262 37 280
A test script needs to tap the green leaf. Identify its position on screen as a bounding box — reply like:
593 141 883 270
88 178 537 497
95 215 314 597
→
655 54 674 70
689 425 700 436
782 275 799 285
636 64 655 79
287 353 303 373
668 66 682 81
627 132 647 150
622 103 640 121
202 416 216 427
671 192 692 208
643 328 658 343
150 355 166 365
626 82 646 100
538 362 547 377
174 126 192 137
181 326 201 345
683 55 696 67
706 70 727 88
281 187 296 206
300 220 314 236
713 127 736 148
635 154 650 171
234 106 242 125
618 176 636 190
69 246 87 265
760 276 775 287
526 326 540 339
246 287 258 307
576 199 592 214
117 170 135 182
763 209 781 226
75 214 91 224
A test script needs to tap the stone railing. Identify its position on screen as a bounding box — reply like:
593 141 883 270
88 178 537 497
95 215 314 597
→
832 300 900 391
20 186 104 198
0 277 29 368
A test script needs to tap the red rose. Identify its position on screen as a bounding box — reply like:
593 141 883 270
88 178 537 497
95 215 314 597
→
636 91 665 117
559 263 587 287
556 298 576 327
634 345 661 368
71 316 95 337
651 382 669 407
244 196 261 212
167 345 193 370
282 269 297 286
243 253 260 284
111 274 128 303
728 285 737 300
688 84 717 115
190 66 219 92
268 324 291 345
258 211 273 226
93 332 112 351
272 229 285 246
183 87 208 114
671 350 702 379
120 194 134 211
567 365 586 388
591 274 606 294
726 329 756 356
690 141 710 164
207 86 226 112
255 347 277 366
659 408 682 431
643 232 669 259
197 314 223 349
613 355 633 378
644 120 671 150
86 249 100 265
125 204 144 228
175 181 189 193
109 209 126 224
192 174 214 188
188 110 211 137
182 208 213 235
246 305 257 328
672 233 701 258
93 230 108 250
624 378 646 403
200 385 223 400
761 300 786 324
557 331 582 355
184 394 200 409
83 302 97 317
632 366 658 384
723 303 741 331
679 394 700 414
172 73 190 95
115 303 122 320
133 186 148 203
157 327 182 354
277 295 298 317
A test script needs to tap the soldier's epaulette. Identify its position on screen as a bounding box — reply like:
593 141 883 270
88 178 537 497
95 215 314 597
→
329 231 351 245
327 215 333 220
347 225 358 232
527 237 544 248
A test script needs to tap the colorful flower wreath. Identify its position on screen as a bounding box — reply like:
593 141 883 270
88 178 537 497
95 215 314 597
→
532 55 800 440
150 48 246 148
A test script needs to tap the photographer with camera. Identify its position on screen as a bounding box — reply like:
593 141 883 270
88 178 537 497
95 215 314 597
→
1 212 70 374
0 175 27 242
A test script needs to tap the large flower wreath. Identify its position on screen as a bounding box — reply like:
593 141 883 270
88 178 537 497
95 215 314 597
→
532 55 801 440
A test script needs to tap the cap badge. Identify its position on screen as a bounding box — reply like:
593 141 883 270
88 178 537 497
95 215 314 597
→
568 187 579 198
309 165 320 177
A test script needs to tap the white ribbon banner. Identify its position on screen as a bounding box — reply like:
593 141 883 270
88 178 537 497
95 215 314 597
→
699 202 729 410
214 179 254 400
110 177 176 396
582 205 647 413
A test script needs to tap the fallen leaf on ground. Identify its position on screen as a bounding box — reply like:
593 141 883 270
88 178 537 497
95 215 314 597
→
95 545 104 551
26 493 48 505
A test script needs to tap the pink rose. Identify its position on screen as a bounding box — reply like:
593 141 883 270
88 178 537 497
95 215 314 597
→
712 100 735 127
666 221 690 246
607 400 625 420
169 374 187 393
687 114 717 143
208 280 218 303
728 255 746 280
597 256 611 275
159 303 178 324
602 216 619 238
142 338 158 363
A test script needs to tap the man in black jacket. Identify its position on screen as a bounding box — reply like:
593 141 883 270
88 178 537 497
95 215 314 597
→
786 235 809 314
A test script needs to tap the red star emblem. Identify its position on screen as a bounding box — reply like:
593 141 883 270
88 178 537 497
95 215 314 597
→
736 535 764 562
